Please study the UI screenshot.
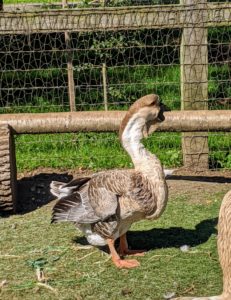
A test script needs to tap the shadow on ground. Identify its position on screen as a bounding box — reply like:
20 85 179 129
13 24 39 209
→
74 217 218 252
4 169 230 217
127 217 218 250
168 174 231 184
16 172 73 213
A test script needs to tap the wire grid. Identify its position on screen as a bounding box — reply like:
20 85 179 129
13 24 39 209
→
0 29 182 112
0 1 230 172
2 0 230 10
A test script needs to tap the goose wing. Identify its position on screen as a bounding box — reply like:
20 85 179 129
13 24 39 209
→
51 176 100 224
87 170 132 220
51 171 133 224
51 191 101 224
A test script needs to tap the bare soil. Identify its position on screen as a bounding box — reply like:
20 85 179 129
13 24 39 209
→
16 167 231 213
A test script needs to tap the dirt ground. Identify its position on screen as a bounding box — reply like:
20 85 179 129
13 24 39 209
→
16 167 231 213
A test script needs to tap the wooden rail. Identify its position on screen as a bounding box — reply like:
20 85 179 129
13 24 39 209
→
0 3 230 34
0 110 231 134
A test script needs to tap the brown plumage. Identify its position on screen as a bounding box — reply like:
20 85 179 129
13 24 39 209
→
51 94 168 269
172 190 231 300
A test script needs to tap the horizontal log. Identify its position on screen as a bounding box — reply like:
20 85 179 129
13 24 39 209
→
0 3 230 35
0 110 231 134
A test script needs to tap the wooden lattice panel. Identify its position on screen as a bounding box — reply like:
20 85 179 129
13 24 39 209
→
0 124 17 212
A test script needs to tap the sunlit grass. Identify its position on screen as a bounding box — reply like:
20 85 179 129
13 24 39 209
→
0 194 223 300
15 132 183 172
15 131 231 172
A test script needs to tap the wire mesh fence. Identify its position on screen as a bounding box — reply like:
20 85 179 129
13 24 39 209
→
0 29 182 112
0 0 231 173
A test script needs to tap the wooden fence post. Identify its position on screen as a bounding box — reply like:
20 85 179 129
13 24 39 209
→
62 0 76 112
0 124 17 212
102 63 108 111
181 0 209 170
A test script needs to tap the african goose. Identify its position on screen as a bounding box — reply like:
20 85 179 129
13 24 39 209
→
51 94 168 269
172 190 231 300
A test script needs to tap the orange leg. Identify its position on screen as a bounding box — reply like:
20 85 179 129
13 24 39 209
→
107 238 140 269
119 234 146 257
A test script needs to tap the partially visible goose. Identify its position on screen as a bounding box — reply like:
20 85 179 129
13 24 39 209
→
172 190 231 300
51 94 168 269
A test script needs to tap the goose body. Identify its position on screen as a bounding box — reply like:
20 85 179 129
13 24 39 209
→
51 94 168 268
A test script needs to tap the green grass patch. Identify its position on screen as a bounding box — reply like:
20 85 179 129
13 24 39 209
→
0 194 222 300
15 132 183 172
15 131 231 172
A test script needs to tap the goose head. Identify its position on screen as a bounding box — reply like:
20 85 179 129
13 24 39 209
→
119 94 165 143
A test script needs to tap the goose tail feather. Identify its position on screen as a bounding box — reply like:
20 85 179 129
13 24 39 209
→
50 177 91 199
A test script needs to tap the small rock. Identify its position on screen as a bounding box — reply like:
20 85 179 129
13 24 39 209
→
180 245 190 252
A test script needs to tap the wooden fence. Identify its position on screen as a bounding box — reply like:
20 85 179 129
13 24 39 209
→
0 1 230 211
1 109 231 212
0 2 231 34
1 1 230 169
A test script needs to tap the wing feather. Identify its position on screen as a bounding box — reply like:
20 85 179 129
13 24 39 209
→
51 192 100 224
52 170 135 227
87 170 133 220
50 177 91 198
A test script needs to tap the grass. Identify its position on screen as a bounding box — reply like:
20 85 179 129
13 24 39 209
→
15 132 183 172
0 192 223 300
15 131 231 172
